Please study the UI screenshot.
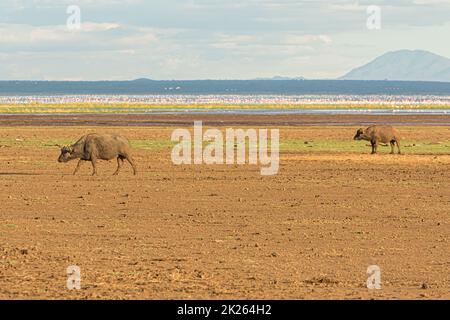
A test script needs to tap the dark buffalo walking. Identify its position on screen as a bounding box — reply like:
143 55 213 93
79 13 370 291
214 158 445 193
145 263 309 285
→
58 133 137 175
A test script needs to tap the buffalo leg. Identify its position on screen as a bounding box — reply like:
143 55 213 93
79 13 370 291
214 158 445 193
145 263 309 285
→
114 157 124 175
125 155 137 175
396 140 402 154
73 159 84 175
390 141 395 154
91 157 97 176
371 140 378 154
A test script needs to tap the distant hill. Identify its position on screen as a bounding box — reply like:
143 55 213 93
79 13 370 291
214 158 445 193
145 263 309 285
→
132 78 154 82
253 76 306 80
340 50 450 82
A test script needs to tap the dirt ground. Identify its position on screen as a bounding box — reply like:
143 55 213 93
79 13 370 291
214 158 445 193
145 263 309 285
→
1 113 450 127
0 124 449 300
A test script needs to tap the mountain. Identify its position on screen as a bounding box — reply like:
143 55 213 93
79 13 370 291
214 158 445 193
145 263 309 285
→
340 50 450 82
132 78 154 82
253 76 306 80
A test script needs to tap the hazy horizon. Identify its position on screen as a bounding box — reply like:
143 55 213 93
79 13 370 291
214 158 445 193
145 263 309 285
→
1 1 450 81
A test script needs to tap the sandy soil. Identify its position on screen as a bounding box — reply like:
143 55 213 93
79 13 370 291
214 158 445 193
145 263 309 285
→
0 125 449 300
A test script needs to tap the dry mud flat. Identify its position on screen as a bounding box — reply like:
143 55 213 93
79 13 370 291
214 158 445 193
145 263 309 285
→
1 113 450 126
0 126 449 299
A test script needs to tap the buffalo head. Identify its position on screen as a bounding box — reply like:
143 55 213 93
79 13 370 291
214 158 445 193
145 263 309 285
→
353 128 365 141
58 145 74 163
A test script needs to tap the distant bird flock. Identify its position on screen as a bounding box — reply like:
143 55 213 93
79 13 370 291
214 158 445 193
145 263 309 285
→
1 95 450 106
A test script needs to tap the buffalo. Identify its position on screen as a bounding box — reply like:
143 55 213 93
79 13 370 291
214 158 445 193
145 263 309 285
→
58 133 137 175
354 125 401 154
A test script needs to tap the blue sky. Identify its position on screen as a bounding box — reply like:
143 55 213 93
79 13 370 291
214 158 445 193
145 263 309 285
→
1 0 450 80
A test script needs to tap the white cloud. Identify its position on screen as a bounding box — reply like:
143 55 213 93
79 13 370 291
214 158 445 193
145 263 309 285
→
0 22 164 50
282 34 332 45
81 22 121 32
0 0 450 79
0 0 143 8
